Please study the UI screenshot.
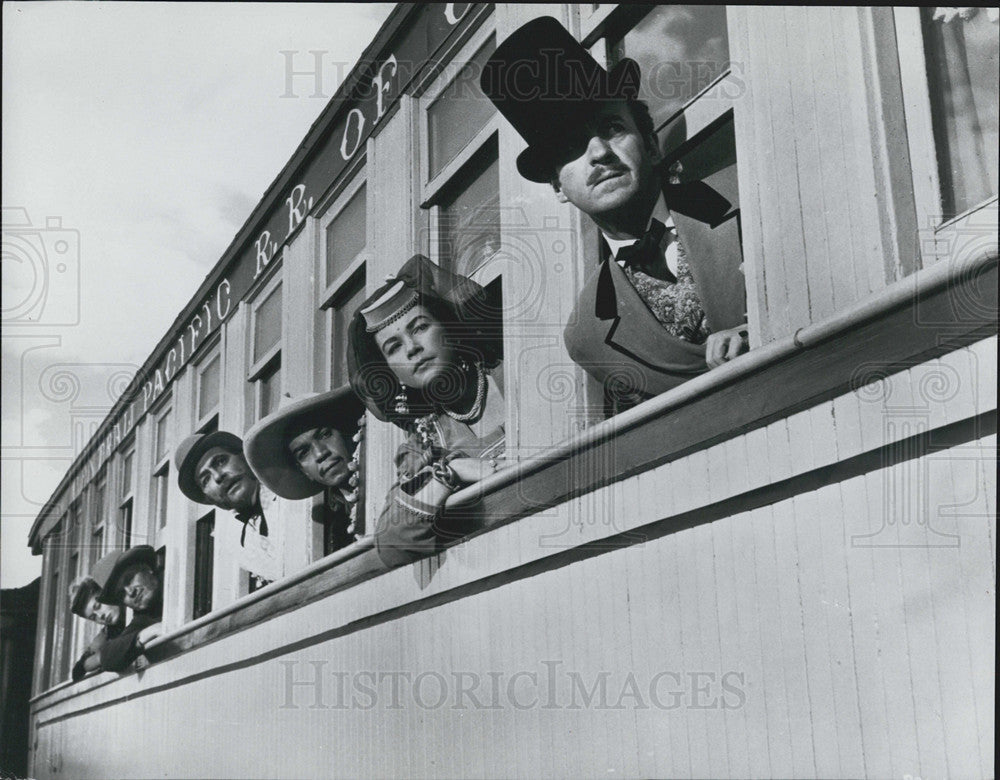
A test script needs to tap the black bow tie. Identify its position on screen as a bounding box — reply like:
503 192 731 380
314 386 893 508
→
614 218 676 283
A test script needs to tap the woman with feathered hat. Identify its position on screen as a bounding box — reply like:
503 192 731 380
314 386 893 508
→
348 254 505 568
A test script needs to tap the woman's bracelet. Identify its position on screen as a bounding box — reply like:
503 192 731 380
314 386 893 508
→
431 460 460 491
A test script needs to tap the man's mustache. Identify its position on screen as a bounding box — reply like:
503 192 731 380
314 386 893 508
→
587 164 628 186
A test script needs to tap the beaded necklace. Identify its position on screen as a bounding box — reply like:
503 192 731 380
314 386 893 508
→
444 361 486 422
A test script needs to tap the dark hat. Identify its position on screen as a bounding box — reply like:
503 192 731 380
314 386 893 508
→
481 16 641 182
243 386 364 500
92 546 157 605
347 254 502 426
174 430 245 504
68 576 101 617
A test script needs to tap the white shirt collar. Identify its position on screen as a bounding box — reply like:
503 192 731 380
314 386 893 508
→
602 193 674 259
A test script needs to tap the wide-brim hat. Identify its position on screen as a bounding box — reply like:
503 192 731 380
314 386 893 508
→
174 430 244 504
481 16 641 183
92 545 157 605
347 254 502 425
243 386 365 500
69 576 101 617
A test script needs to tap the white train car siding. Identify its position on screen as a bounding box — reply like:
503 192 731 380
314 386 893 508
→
30 337 997 779
25 3 998 778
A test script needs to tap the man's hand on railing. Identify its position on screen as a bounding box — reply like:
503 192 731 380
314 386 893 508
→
136 622 164 650
705 326 749 369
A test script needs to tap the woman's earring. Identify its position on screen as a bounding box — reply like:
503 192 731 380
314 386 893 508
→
458 356 470 373
394 384 409 416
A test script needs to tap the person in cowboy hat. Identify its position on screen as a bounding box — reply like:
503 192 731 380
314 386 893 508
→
67 575 125 681
244 386 366 552
174 431 284 588
87 546 164 673
348 254 506 568
481 16 748 409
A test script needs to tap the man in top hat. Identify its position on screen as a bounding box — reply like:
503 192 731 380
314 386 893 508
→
174 430 284 588
88 546 164 673
244 386 365 553
67 575 125 681
482 16 748 407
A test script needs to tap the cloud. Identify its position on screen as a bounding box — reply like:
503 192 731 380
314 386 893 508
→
1 3 395 587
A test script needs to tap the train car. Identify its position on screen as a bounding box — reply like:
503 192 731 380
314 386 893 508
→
26 4 997 778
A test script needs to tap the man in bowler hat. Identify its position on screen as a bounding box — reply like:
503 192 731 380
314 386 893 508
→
174 430 284 587
482 17 748 406
88 546 163 673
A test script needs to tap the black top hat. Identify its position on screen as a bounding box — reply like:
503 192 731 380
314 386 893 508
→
481 16 641 182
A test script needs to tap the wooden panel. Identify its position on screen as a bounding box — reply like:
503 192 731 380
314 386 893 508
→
364 99 415 523
737 8 907 343
496 2 601 455
474 262 997 530
35 433 995 778
30 332 996 779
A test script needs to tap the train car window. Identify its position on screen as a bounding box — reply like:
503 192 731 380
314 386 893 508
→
118 444 135 550
89 470 107 567
421 25 502 280
40 530 61 690
196 352 221 428
607 5 731 133
151 403 173 533
325 184 367 286
61 549 80 682
320 172 369 390
437 144 501 277
896 5 999 261
247 277 283 424
920 7 999 218
252 285 282 363
427 37 497 179
193 511 214 619
585 5 748 418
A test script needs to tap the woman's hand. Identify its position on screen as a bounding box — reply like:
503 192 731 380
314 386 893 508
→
449 457 504 485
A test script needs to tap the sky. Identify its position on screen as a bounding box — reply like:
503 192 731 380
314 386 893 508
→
1 2 395 588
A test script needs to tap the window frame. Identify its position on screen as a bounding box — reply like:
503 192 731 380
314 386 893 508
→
89 468 107 567
246 272 285 423
579 3 619 41
246 271 284 424
317 169 370 390
193 509 215 620
418 21 503 283
150 400 173 536
63 547 80 682
118 440 135 549
596 5 738 143
893 6 1000 259
319 172 369 304
194 342 223 432
247 272 283 379
323 266 367 391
